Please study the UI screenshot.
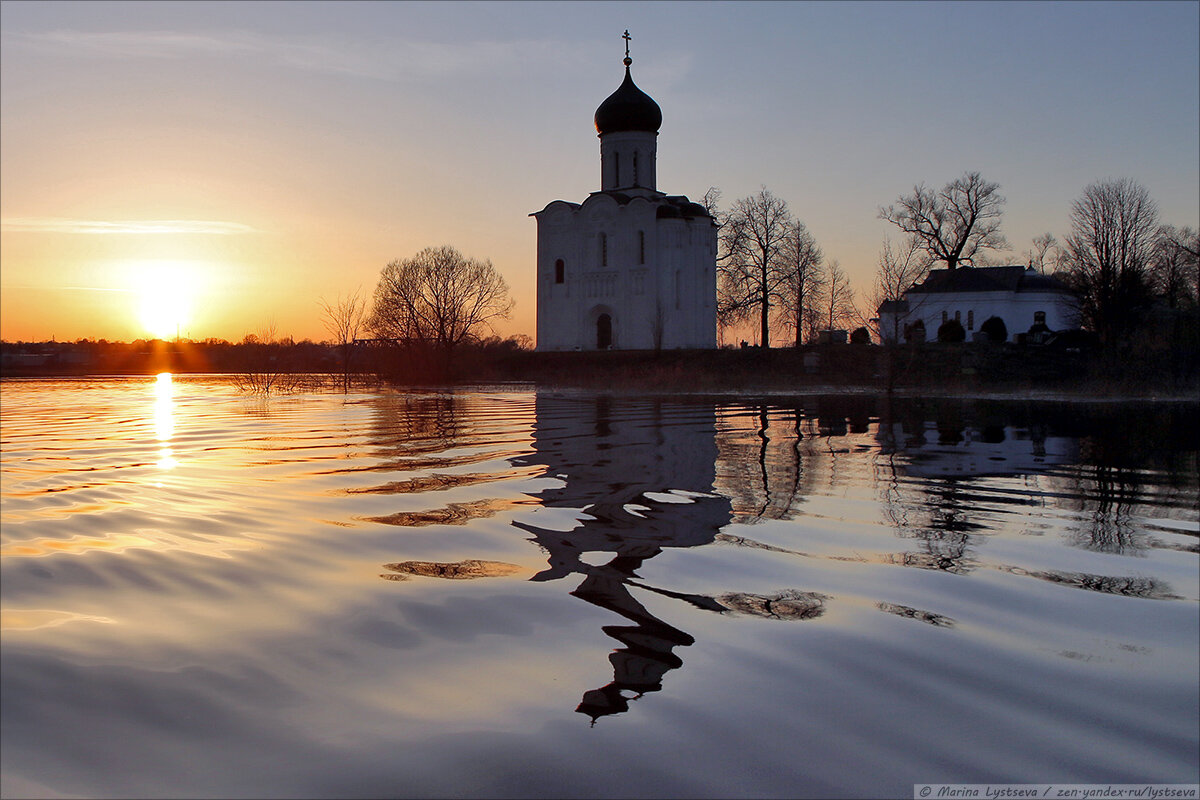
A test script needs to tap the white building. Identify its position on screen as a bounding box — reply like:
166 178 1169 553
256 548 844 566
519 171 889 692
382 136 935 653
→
876 265 1077 344
531 45 717 351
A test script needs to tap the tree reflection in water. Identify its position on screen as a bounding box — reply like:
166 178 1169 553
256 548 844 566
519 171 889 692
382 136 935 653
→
371 393 1197 723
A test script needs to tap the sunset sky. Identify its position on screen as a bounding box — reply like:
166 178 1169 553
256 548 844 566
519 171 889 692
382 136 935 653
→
2 0 1197 345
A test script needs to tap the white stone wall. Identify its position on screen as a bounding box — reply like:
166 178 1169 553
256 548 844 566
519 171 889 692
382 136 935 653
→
879 289 1078 343
534 194 716 351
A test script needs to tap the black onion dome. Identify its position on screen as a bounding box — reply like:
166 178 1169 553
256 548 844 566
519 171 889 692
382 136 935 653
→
594 66 662 134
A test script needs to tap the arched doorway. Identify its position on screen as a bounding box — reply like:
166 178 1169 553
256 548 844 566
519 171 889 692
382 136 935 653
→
596 314 612 349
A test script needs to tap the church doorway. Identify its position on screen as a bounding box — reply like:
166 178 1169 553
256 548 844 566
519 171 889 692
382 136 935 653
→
596 314 613 349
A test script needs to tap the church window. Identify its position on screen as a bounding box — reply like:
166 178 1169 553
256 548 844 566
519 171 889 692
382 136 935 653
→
675 270 682 310
954 310 961 322
638 231 645 264
613 153 620 186
633 152 639 187
967 310 974 330
554 259 564 284
1034 311 1046 324
600 233 608 267
942 310 948 323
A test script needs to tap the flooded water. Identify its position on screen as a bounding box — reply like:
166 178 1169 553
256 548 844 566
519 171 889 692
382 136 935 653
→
2 376 1197 799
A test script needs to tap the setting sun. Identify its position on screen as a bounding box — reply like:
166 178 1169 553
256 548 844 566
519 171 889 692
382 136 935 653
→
134 262 195 340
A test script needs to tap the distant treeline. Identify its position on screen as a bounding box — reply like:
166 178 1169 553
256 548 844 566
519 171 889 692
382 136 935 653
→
2 334 1196 396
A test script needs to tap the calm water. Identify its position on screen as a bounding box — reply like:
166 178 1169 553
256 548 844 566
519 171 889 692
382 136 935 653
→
2 376 1197 799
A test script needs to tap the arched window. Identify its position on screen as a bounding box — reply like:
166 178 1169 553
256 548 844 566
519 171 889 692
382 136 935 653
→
638 231 645 264
967 310 974 330
633 152 639 187
599 233 608 267
554 259 565 284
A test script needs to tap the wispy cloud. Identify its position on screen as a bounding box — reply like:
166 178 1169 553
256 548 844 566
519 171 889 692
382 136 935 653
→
9 29 580 82
2 217 257 235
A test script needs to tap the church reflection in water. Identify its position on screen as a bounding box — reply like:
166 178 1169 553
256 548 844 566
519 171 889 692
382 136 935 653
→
511 396 736 723
374 393 1197 723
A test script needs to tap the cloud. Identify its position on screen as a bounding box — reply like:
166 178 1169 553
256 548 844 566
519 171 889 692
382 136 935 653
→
9 29 582 82
1 218 258 235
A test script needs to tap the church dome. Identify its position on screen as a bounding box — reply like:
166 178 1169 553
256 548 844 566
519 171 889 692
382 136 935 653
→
594 66 662 135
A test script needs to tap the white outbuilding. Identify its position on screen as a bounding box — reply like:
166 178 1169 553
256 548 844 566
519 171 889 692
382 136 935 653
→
531 41 717 351
876 265 1078 344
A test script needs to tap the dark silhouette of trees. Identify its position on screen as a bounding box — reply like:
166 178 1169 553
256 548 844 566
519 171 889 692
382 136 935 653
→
369 245 513 354
320 289 367 392
1060 178 1160 346
715 187 793 348
816 258 857 338
879 171 1008 271
1153 224 1199 309
869 235 933 344
776 220 824 348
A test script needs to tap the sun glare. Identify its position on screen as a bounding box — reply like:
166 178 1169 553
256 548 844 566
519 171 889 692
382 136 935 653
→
134 262 196 340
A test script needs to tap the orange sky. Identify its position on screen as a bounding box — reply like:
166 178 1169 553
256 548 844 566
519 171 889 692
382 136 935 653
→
2 2 1197 346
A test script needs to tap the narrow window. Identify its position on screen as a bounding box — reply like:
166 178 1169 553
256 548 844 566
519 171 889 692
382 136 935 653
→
613 152 620 186
633 152 639 187
600 233 608 267
967 310 974 330
954 310 961 322
638 231 645 264
675 270 682 310
942 310 948 323
554 259 564 284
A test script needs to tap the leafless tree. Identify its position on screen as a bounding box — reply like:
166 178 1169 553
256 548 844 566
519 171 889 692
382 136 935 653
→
232 321 304 395
774 220 824 348
1153 224 1199 309
816 259 857 339
320 288 368 392
369 245 513 354
716 187 793 348
1025 233 1060 274
868 235 933 344
879 171 1008 271
1061 178 1160 345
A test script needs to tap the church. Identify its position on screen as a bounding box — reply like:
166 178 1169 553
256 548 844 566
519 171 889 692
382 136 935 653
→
531 35 718 351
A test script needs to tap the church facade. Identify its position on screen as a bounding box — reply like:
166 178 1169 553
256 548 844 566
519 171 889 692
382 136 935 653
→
531 42 717 351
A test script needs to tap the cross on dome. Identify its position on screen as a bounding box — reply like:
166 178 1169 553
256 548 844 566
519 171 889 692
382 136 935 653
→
622 29 632 66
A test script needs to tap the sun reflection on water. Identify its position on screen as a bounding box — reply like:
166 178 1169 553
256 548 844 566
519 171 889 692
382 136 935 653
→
152 372 177 472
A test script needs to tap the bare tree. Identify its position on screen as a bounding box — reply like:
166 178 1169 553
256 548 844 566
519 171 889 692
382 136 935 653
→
775 220 824 348
320 289 368 392
232 321 303 395
1153 224 1199 309
1061 178 1160 345
816 259 857 340
1025 233 1059 274
369 246 513 354
716 187 793 348
869 235 933 344
879 171 1008 271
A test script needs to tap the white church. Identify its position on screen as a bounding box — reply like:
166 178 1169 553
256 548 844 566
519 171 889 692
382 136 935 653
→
531 36 717 351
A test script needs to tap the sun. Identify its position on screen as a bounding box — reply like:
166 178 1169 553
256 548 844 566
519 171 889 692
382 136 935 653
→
134 262 195 340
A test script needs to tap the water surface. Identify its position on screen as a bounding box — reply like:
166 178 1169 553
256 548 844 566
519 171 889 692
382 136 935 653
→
2 376 1197 798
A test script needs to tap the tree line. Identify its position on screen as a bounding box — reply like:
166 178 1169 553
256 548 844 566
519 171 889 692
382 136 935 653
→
704 173 1198 351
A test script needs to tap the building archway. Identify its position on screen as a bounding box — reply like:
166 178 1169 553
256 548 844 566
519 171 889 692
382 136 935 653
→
596 314 613 349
